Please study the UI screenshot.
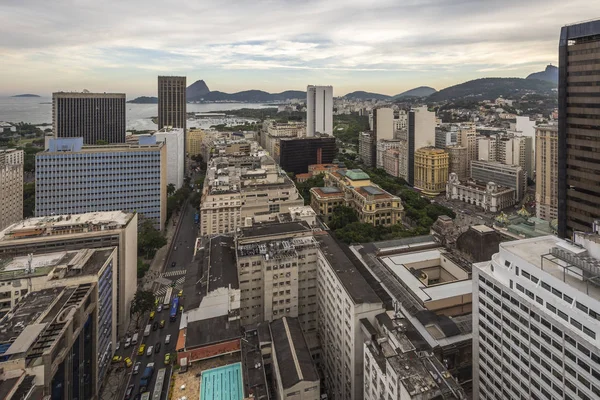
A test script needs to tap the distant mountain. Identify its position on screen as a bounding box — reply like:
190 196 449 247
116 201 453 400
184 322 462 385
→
343 91 391 100
199 89 305 103
526 65 558 84
393 86 437 99
127 96 158 104
186 80 210 100
12 94 40 97
427 78 556 102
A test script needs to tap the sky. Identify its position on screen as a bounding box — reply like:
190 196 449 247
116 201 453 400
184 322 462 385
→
0 0 594 98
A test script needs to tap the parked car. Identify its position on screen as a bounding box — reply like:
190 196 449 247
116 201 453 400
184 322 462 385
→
112 355 122 363
138 344 145 356
159 320 165 328
115 341 121 351
124 337 131 348
133 362 141 375
155 342 161 353
149 311 155 320
165 334 171 345
164 353 171 365
146 346 154 356
157 304 163 312
124 385 134 400
124 357 132 368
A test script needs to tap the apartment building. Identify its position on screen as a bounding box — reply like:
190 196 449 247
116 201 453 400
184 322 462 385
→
394 110 408 132
0 248 117 399
457 123 477 169
471 160 526 201
310 168 403 226
535 125 558 221
375 139 403 169
307 85 333 136
558 20 600 237
373 107 394 141
0 211 137 336
0 149 24 231
317 233 385 400
36 137 166 230
200 153 304 236
383 148 402 178
52 91 126 144
236 220 320 351
496 135 534 178
477 135 498 163
154 127 185 189
473 233 600 400
446 145 468 182
435 125 458 149
413 147 449 196
261 120 306 157
186 128 206 156
358 131 375 167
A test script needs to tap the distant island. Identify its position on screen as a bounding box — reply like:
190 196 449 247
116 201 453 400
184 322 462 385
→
12 94 40 98
127 96 158 104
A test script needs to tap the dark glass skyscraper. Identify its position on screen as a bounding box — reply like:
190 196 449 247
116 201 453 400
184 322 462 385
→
558 20 600 238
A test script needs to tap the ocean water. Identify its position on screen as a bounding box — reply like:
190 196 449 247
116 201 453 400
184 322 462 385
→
0 97 270 130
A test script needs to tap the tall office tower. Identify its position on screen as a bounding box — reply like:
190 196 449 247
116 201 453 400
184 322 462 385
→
446 145 468 182
407 106 436 185
36 138 166 230
473 233 600 400
558 20 600 238
52 92 126 144
413 147 449 196
0 149 24 231
158 76 187 130
373 107 394 141
457 123 478 168
306 85 333 136
536 125 559 221
279 136 336 175
0 211 137 336
154 127 185 189
471 160 526 201
358 131 375 167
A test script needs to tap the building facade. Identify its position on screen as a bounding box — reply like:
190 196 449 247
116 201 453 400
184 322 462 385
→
446 173 516 212
158 76 187 131
154 127 185 189
473 233 600 400
0 211 137 336
383 148 402 178
279 136 336 175
0 149 23 231
375 139 402 169
470 160 526 201
374 107 394 141
536 125 558 222
36 138 166 230
407 106 436 185
413 147 449 196
358 131 375 167
307 85 333 136
52 92 126 144
457 123 478 169
186 128 206 156
558 20 600 237
261 120 306 157
447 145 468 182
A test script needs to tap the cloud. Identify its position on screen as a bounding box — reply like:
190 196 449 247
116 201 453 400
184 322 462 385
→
0 0 592 94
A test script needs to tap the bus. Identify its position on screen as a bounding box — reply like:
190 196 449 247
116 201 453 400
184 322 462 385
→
170 297 179 321
140 393 150 400
152 368 167 400
163 287 173 306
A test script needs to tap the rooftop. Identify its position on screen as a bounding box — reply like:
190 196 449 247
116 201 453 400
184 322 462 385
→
208 236 239 292
200 362 244 400
356 185 393 200
344 169 370 181
185 315 241 350
241 326 270 400
317 234 382 305
238 221 310 240
270 317 319 389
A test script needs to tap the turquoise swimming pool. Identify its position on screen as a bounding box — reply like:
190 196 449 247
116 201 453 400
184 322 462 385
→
200 362 243 400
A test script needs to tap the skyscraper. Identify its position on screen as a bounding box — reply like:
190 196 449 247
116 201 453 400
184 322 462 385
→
306 85 333 136
558 20 600 238
52 92 126 144
407 106 436 185
158 76 187 131
536 125 559 222
0 149 23 231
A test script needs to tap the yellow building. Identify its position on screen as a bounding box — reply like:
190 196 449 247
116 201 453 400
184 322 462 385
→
414 147 449 196
310 168 404 226
186 128 205 156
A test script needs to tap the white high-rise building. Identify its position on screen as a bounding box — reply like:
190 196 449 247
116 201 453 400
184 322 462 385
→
154 127 185 189
307 85 333 136
374 107 394 141
473 233 600 400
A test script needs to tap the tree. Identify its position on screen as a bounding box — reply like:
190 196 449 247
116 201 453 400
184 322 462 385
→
23 182 35 217
167 183 176 196
138 220 167 258
329 206 358 230
130 289 155 327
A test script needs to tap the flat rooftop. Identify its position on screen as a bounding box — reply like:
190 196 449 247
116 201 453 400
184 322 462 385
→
185 316 241 349
317 234 381 305
0 211 133 241
238 220 310 239
208 236 239 292
200 362 244 400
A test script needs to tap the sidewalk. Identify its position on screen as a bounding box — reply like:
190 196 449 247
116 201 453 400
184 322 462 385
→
142 213 180 292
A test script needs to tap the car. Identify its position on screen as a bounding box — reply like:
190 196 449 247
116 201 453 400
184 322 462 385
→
112 355 122 363
149 311 155 320
155 342 161 353
124 357 132 368
174 246 177 251
146 346 154 356
165 334 171 344
159 320 165 328
154 298 159 307
178 290 183 297
152 322 158 331
124 337 131 348
116 341 121 351
157 304 163 312
164 353 171 365
138 344 145 356
171 261 176 268
133 362 141 375
124 385 134 400
179 305 184 313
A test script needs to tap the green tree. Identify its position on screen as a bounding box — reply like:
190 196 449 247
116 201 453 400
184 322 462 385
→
137 257 150 279
138 220 167 258
167 183 176 196
329 206 358 230
130 289 155 327
23 182 35 217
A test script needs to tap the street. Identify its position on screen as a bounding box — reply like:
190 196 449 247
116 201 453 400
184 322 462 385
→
113 201 199 400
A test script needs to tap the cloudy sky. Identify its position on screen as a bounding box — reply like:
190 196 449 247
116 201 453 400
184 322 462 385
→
0 0 592 97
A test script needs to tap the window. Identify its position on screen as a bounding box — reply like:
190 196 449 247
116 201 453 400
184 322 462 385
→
570 318 582 330
576 301 588 313
541 281 551 292
551 287 562 298
583 326 596 339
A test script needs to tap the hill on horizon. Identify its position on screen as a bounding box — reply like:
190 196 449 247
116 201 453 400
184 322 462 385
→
12 94 40 97
526 65 558 84
186 80 210 100
393 86 437 99
427 77 556 102
342 91 391 100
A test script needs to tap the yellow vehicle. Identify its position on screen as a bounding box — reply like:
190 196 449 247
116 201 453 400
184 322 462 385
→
149 311 155 320
124 357 133 368
159 320 165 328
177 290 183 297
112 355 122 363
138 344 146 356
154 298 159 307
164 353 171 365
